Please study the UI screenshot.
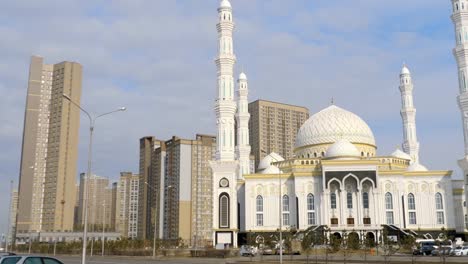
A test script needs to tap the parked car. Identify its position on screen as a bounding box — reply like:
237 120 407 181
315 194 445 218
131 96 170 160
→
0 256 64 264
240 245 256 257
420 245 436 256
261 247 273 255
453 246 468 256
431 246 452 256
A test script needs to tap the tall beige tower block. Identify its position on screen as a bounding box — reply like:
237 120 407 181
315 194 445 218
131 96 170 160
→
249 100 309 170
17 56 82 233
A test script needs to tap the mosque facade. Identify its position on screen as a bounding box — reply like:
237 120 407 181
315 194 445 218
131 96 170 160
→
211 0 468 247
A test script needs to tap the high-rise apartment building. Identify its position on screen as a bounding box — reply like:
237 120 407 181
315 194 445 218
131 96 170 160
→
77 174 112 229
117 172 139 238
137 134 216 245
17 55 82 233
137 136 161 240
248 99 309 170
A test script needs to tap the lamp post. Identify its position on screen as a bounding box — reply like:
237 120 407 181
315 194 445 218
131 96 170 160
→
278 169 283 264
62 94 125 264
101 200 106 256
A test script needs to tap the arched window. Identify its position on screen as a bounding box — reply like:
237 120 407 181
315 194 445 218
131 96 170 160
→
256 195 263 212
256 195 263 226
219 194 229 228
408 193 417 225
314 152 317 158
435 193 443 210
282 195 290 226
408 193 416 210
385 193 393 210
347 192 353 209
283 195 289 212
321 152 325 157
331 193 337 209
363 192 369 209
307 193 316 225
307 194 315 211
385 192 394 225
435 193 444 225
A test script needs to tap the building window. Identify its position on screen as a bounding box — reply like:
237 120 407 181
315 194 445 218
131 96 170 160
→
282 195 290 226
347 192 353 209
363 217 371 225
435 193 444 224
386 212 394 225
347 218 355 226
437 212 445 225
331 193 337 209
363 192 369 209
256 213 263 226
256 195 263 212
283 195 289 212
307 194 315 210
283 213 290 226
409 212 417 225
330 218 338 226
308 212 316 225
385 193 393 210
219 194 229 228
435 193 443 210
408 193 416 210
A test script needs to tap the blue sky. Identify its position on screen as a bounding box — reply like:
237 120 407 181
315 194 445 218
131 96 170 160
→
0 0 462 234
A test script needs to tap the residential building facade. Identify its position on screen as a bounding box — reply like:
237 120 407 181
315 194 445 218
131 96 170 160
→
117 172 140 238
248 99 309 171
17 55 82 233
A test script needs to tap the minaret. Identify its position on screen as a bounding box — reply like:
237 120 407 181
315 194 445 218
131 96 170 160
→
236 72 251 178
215 0 237 161
210 0 239 248
451 0 468 217
399 64 420 164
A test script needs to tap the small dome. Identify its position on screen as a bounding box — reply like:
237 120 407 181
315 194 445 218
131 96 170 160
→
220 0 231 8
325 139 360 159
401 64 410 75
407 162 428 172
258 152 284 171
261 165 281 174
391 148 412 160
295 105 376 150
239 72 247 80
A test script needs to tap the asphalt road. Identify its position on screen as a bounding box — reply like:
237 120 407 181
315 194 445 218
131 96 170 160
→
52 254 468 264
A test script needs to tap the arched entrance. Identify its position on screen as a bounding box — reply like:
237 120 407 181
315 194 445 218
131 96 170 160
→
347 232 360 249
365 232 376 247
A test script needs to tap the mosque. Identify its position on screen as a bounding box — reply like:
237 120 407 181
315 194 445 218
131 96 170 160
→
210 0 468 247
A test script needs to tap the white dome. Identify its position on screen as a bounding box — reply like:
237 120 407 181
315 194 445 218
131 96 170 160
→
401 65 410 75
239 72 247 80
326 139 360 159
261 165 281 174
391 148 412 160
407 162 428 172
295 105 376 150
220 0 231 8
258 152 284 171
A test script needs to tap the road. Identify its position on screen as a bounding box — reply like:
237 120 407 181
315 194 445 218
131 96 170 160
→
53 254 468 264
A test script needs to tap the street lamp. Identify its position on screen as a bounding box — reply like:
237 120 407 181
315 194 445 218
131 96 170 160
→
62 93 125 264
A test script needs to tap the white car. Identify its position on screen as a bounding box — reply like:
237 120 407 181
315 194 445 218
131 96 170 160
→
0 256 64 264
453 246 468 256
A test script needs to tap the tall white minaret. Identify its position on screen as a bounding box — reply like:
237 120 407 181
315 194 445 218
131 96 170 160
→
399 64 420 164
451 0 468 217
236 72 251 178
215 0 237 161
210 0 240 247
